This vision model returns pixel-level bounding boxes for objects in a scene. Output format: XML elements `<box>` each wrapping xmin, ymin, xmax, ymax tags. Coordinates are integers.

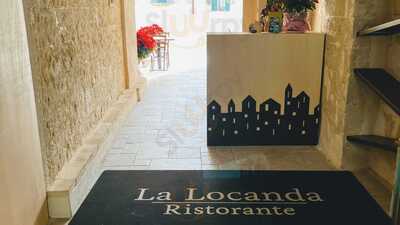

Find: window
<box><xmin>210</xmin><ymin>0</ymin><xmax>231</xmax><ymax>12</ymax></box>
<box><xmin>151</xmin><ymin>0</ymin><xmax>173</xmax><ymax>5</ymax></box>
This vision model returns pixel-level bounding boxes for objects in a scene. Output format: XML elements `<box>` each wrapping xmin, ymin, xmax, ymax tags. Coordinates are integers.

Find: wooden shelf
<box><xmin>358</xmin><ymin>18</ymin><xmax>400</xmax><ymax>36</ymax></box>
<box><xmin>347</xmin><ymin>135</ymin><xmax>399</xmax><ymax>152</ymax></box>
<box><xmin>354</xmin><ymin>68</ymin><xmax>400</xmax><ymax>116</ymax></box>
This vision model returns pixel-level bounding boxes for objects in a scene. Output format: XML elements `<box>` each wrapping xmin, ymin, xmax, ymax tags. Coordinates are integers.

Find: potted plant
<box><xmin>260</xmin><ymin>0</ymin><xmax>285</xmax><ymax>33</ymax></box>
<box><xmin>282</xmin><ymin>0</ymin><xmax>318</xmax><ymax>32</ymax></box>
<box><xmin>137</xmin><ymin>24</ymin><xmax>164</xmax><ymax>62</ymax></box>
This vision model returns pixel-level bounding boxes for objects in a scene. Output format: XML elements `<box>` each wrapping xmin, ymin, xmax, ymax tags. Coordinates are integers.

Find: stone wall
<box><xmin>318</xmin><ymin>0</ymin><xmax>400</xmax><ymax>186</ymax></box>
<box><xmin>343</xmin><ymin>0</ymin><xmax>400</xmax><ymax>186</ymax></box>
<box><xmin>24</xmin><ymin>0</ymin><xmax>126</xmax><ymax>185</ymax></box>
<box><xmin>342</xmin><ymin>1</ymin><xmax>390</xmax><ymax>171</ymax></box>
<box><xmin>367</xmin><ymin>0</ymin><xmax>400</xmax><ymax>185</ymax></box>
<box><xmin>318</xmin><ymin>0</ymin><xmax>355</xmax><ymax>168</ymax></box>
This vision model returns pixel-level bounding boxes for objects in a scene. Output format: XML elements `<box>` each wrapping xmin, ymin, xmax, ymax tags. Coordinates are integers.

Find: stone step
<box><xmin>47</xmin><ymin>89</ymin><xmax>139</xmax><ymax>219</ymax></box>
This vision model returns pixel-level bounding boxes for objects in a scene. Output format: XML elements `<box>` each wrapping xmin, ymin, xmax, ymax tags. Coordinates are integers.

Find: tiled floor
<box><xmin>98</xmin><ymin>68</ymin><xmax>391</xmax><ymax>213</ymax></box>
<box><xmin>50</xmin><ymin>70</ymin><xmax>391</xmax><ymax>225</ymax></box>
<box><xmin>101</xmin><ymin>70</ymin><xmax>334</xmax><ymax>171</ymax></box>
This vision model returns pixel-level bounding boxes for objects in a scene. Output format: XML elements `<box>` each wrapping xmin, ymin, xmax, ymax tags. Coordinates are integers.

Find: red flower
<box><xmin>138</xmin><ymin>24</ymin><xmax>164</xmax><ymax>37</ymax></box>
<box><xmin>137</xmin><ymin>24</ymin><xmax>164</xmax><ymax>49</ymax></box>
<box><xmin>137</xmin><ymin>24</ymin><xmax>164</xmax><ymax>60</ymax></box>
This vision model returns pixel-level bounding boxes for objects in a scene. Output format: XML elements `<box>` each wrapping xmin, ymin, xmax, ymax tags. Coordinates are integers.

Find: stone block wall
<box><xmin>343</xmin><ymin>0</ymin><xmax>400</xmax><ymax>186</ymax></box>
<box><xmin>342</xmin><ymin>0</ymin><xmax>391</xmax><ymax>171</ymax></box>
<box><xmin>24</xmin><ymin>0</ymin><xmax>126</xmax><ymax>185</ymax></box>
<box><xmin>368</xmin><ymin>0</ymin><xmax>400</xmax><ymax>185</ymax></box>
<box><xmin>318</xmin><ymin>0</ymin><xmax>356</xmax><ymax>168</ymax></box>
<box><xmin>317</xmin><ymin>0</ymin><xmax>400</xmax><ymax>186</ymax></box>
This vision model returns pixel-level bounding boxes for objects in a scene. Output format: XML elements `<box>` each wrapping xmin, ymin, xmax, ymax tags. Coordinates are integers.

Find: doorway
<box><xmin>135</xmin><ymin>0</ymin><xmax>243</xmax><ymax>72</ymax></box>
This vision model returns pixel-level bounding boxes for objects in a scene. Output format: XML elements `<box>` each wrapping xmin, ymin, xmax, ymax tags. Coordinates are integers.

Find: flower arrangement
<box><xmin>266</xmin><ymin>0</ymin><xmax>284</xmax><ymax>12</ymax></box>
<box><xmin>259</xmin><ymin>0</ymin><xmax>285</xmax><ymax>33</ymax></box>
<box><xmin>282</xmin><ymin>0</ymin><xmax>319</xmax><ymax>13</ymax></box>
<box><xmin>260</xmin><ymin>0</ymin><xmax>319</xmax><ymax>32</ymax></box>
<box><xmin>282</xmin><ymin>0</ymin><xmax>318</xmax><ymax>32</ymax></box>
<box><xmin>137</xmin><ymin>24</ymin><xmax>164</xmax><ymax>61</ymax></box>
<box><xmin>260</xmin><ymin>0</ymin><xmax>283</xmax><ymax>20</ymax></box>
<box><xmin>262</xmin><ymin>0</ymin><xmax>318</xmax><ymax>15</ymax></box>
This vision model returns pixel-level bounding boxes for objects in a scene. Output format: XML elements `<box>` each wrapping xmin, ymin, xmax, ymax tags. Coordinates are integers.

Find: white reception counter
<box><xmin>207</xmin><ymin>32</ymin><xmax>326</xmax><ymax>146</ymax></box>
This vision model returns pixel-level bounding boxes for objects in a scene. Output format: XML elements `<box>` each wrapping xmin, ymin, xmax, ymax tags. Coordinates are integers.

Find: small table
<box><xmin>69</xmin><ymin>171</ymin><xmax>392</xmax><ymax>225</ymax></box>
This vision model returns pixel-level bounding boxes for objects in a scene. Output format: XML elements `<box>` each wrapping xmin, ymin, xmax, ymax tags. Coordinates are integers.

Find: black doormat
<box><xmin>69</xmin><ymin>171</ymin><xmax>392</xmax><ymax>225</ymax></box>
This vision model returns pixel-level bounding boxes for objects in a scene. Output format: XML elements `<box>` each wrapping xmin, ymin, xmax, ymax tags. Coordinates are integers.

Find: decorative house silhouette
<box><xmin>207</xmin><ymin>84</ymin><xmax>321</xmax><ymax>146</ymax></box>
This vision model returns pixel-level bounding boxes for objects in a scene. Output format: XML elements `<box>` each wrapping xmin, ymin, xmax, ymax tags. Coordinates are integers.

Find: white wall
<box><xmin>0</xmin><ymin>0</ymin><xmax>48</xmax><ymax>225</ymax></box>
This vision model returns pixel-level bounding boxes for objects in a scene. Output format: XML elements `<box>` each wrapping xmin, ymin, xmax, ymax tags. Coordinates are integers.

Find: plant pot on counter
<box><xmin>268</xmin><ymin>12</ymin><xmax>284</xmax><ymax>33</ymax></box>
<box><xmin>283</xmin><ymin>12</ymin><xmax>311</xmax><ymax>32</ymax></box>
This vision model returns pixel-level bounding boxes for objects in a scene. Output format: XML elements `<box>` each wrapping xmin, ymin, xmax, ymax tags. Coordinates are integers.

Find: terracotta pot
<box><xmin>283</xmin><ymin>12</ymin><xmax>311</xmax><ymax>32</ymax></box>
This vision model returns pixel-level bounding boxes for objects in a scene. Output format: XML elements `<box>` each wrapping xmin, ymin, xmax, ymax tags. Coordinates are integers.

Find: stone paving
<box><xmin>101</xmin><ymin>69</ymin><xmax>334</xmax><ymax>171</ymax></box>
<box><xmin>99</xmin><ymin>69</ymin><xmax>391</xmax><ymax>212</ymax></box>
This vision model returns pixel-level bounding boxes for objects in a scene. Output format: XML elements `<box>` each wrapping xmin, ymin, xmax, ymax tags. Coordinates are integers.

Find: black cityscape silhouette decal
<box><xmin>207</xmin><ymin>84</ymin><xmax>321</xmax><ymax>146</ymax></box>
